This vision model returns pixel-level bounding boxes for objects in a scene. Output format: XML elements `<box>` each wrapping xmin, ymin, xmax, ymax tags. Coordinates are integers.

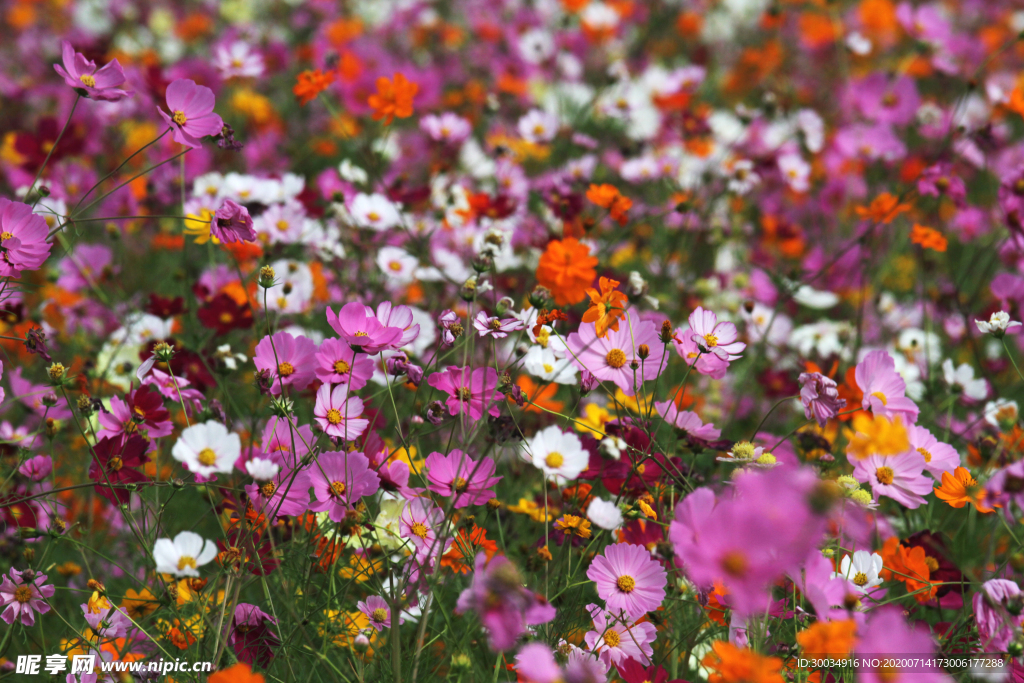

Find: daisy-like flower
<box><xmin>171</xmin><ymin>421</ymin><xmax>241</xmax><ymax>478</ymax></box>
<box><xmin>522</xmin><ymin>345</ymin><xmax>578</xmax><ymax>385</ymax></box>
<box><xmin>357</xmin><ymin>595</ymin><xmax>394</xmax><ymax>632</ymax></box>
<box><xmin>153</xmin><ymin>531</ymin><xmax>218</xmax><ymax>577</ymax></box>
<box><xmin>214</xmin><ymin>41</ymin><xmax>264</xmax><ymax>79</ymax></box>
<box><xmin>941</xmin><ymin>359</ymin><xmax>987</xmax><ymax>401</ymax></box>
<box><xmin>314</xmin><ymin>339</ymin><xmax>374</xmax><ymax>389</ymax></box>
<box><xmin>349</xmin><ymin>193</ymin><xmax>401</xmax><ymax>231</ymax></box>
<box><xmin>797</xmin><ymin>372</ymin><xmax>847</xmax><ymax>427</ymax></box>
<box><xmin>309</xmin><ymin>451</ymin><xmax>381</xmax><ymax>522</ymax></box>
<box><xmin>0</xmin><ymin>568</ymin><xmax>54</xmax><ymax>626</ymax></box>
<box><xmin>587</xmin><ymin>498</ymin><xmax>624</xmax><ymax>531</ymax></box>
<box><xmin>420</xmin><ymin>112</ymin><xmax>472</xmax><ymax>144</ymax></box>
<box><xmin>54</xmin><ymin>40</ymin><xmax>132</xmax><ymax>101</ymax></box>
<box><xmin>377</xmin><ymin>245</ymin><xmax>419</xmax><ymax>285</ymax></box>
<box><xmin>518</xmin><ymin>109</ymin><xmax>560</xmax><ymax>143</ymax></box>
<box><xmin>425</xmin><ymin>449</ymin><xmax>502</xmax><ymax>508</ymax></box>
<box><xmin>253</xmin><ymin>331</ymin><xmax>318</xmax><ymax>395</ymax></box>
<box><xmin>687</xmin><ymin>307</ymin><xmax>746</xmax><ymax>362</ymax></box>
<box><xmin>427</xmin><ymin>366</ymin><xmax>501</xmax><ymax>420</ymax></box>
<box><xmin>527</xmin><ymin>425</ymin><xmax>589</xmax><ymax>483</ymax></box>
<box><xmin>831</xmin><ymin>550</ymin><xmax>884</xmax><ymax>594</ymax></box>
<box><xmin>583</xmin><ymin>603</ymin><xmax>657</xmax><ymax>667</ymax></box>
<box><xmin>984</xmin><ymin>398</ymin><xmax>1019</xmax><ymax>429</ymax></box>
<box><xmin>326</xmin><ymin>302</ymin><xmax>405</xmax><ymax>354</ymax></box>
<box><xmin>211</xmin><ymin>199</ymin><xmax>256</xmax><ymax>244</ymax></box>
<box><xmin>473</xmin><ymin>311</ymin><xmax>525</xmax><ymax>339</ymax></box>
<box><xmin>853</xmin><ymin>452</ymin><xmax>932</xmax><ymax>509</ymax></box>
<box><xmin>158</xmin><ymin>79</ymin><xmax>224</xmax><ymax>150</ymax></box>
<box><xmin>400</xmin><ymin>498</ymin><xmax>450</xmax><ymax>561</ymax></box>
<box><xmin>975</xmin><ymin>311</ymin><xmax>1022</xmax><ymax>337</ymax></box>
<box><xmin>244</xmin><ymin>466</ymin><xmax>311</xmax><ymax>519</ymax></box>
<box><xmin>0</xmin><ymin>198</ymin><xmax>53</xmax><ymax>278</ymax></box>
<box><xmin>313</xmin><ymin>383</ymin><xmax>369</xmax><ymax>440</ymax></box>
<box><xmin>586</xmin><ymin>543</ymin><xmax>667</xmax><ymax>620</ymax></box>
<box><xmin>654</xmin><ymin>401</ymin><xmax>721</xmax><ymax>440</ymax></box>
<box><xmin>566</xmin><ymin>309</ymin><xmax>664</xmax><ymax>396</ymax></box>
<box><xmin>907</xmin><ymin>425</ymin><xmax>959</xmax><ymax>478</ymax></box>
<box><xmin>854</xmin><ymin>349</ymin><xmax>920</xmax><ymax>423</ymax></box>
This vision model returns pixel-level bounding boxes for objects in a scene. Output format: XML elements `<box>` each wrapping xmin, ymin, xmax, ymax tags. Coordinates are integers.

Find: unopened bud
<box><xmin>637</xmin><ymin>344</ymin><xmax>649</xmax><ymax>360</ymax></box>
<box><xmin>45</xmin><ymin>418</ymin><xmax>59</xmax><ymax>438</ymax></box>
<box><xmin>659</xmin><ymin>320</ymin><xmax>673</xmax><ymax>344</ymax></box>
<box><xmin>77</xmin><ymin>394</ymin><xmax>94</xmax><ymax>416</ymax></box>
<box><xmin>258</xmin><ymin>265</ymin><xmax>276</xmax><ymax>288</ymax></box>
<box><xmin>354</xmin><ymin>634</ymin><xmax>371</xmax><ymax>652</ymax></box>
<box><xmin>47</xmin><ymin>363</ymin><xmax>66</xmax><ymax>383</ymax></box>
<box><xmin>153</xmin><ymin>341</ymin><xmax>175</xmax><ymax>362</ymax></box>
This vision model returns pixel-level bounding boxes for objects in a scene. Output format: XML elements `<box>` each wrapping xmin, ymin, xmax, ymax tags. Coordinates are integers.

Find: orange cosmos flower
<box><xmin>536</xmin><ymin>237</ymin><xmax>598</xmax><ymax>305</ymax></box>
<box><xmin>796</xmin><ymin>619</ymin><xmax>858</xmax><ymax>658</ymax></box>
<box><xmin>934</xmin><ymin>466</ymin><xmax>995</xmax><ymax>513</ymax></box>
<box><xmin>879</xmin><ymin>537</ymin><xmax>938</xmax><ymax>603</ymax></box>
<box><xmin>293</xmin><ymin>69</ymin><xmax>336</xmax><ymax>106</ymax></box>
<box><xmin>441</xmin><ymin>525</ymin><xmax>498</xmax><ymax>573</ymax></box>
<box><xmin>910</xmin><ymin>224</ymin><xmax>947</xmax><ymax>252</ymax></box>
<box><xmin>586</xmin><ymin>183</ymin><xmax>633</xmax><ymax>225</ymax></box>
<box><xmin>582</xmin><ymin>277</ymin><xmax>628</xmax><ymax>338</ymax></box>
<box><xmin>854</xmin><ymin>192</ymin><xmax>911</xmax><ymax>224</ymax></box>
<box><xmin>209</xmin><ymin>663</ymin><xmax>265</xmax><ymax>683</ymax></box>
<box><xmin>702</xmin><ymin>641</ymin><xmax>785</xmax><ymax>683</ymax></box>
<box><xmin>368</xmin><ymin>72</ymin><xmax>419</xmax><ymax>124</ymax></box>
<box><xmin>514</xmin><ymin>375</ymin><xmax>565</xmax><ymax>414</ymax></box>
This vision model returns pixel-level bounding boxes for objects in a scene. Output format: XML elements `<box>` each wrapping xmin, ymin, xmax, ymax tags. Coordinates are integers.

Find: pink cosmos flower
<box><xmin>906</xmin><ymin>425</ymin><xmax>959</xmax><ymax>478</ymax></box>
<box><xmin>211</xmin><ymin>199</ymin><xmax>256</xmax><ymax>243</ymax></box>
<box><xmin>687</xmin><ymin>306</ymin><xmax>746</xmax><ymax>361</ymax></box>
<box><xmin>455</xmin><ymin>553</ymin><xmax>555</xmax><ymax>651</ymax></box>
<box><xmin>0</xmin><ymin>198</ymin><xmax>52</xmax><ymax>278</ymax></box>
<box><xmin>374</xmin><ymin>301</ymin><xmax>421</xmax><ymax>348</ymax></box>
<box><xmin>98</xmin><ymin>385</ymin><xmax>173</xmax><ymax>440</ymax></box>
<box><xmin>514</xmin><ymin>642</ymin><xmax>562</xmax><ymax>683</ymax></box>
<box><xmin>855</xmin><ymin>607</ymin><xmax>947</xmax><ymax>683</ymax></box>
<box><xmin>427</xmin><ymin>366</ymin><xmax>501</xmax><ymax>419</ymax></box>
<box><xmin>244</xmin><ymin>467</ymin><xmax>311</xmax><ymax>519</ymax></box>
<box><xmin>852</xmin><ymin>452</ymin><xmax>932</xmax><ymax>509</ymax></box>
<box><xmin>83</xmin><ymin>603</ymin><xmax>131</xmax><ymax>639</ymax></box>
<box><xmin>314</xmin><ymin>338</ymin><xmax>374</xmax><ymax>388</ymax></box>
<box><xmin>253</xmin><ymin>332</ymin><xmax>317</xmax><ymax>396</ymax></box>
<box><xmin>0</xmin><ymin>568</ymin><xmax>54</xmax><ymax>626</ymax></box>
<box><xmin>566</xmin><ymin>310</ymin><xmax>665</xmax><ymax>396</ymax></box>
<box><xmin>158</xmin><ymin>78</ymin><xmax>225</xmax><ymax>149</ymax></box>
<box><xmin>143</xmin><ymin>367</ymin><xmax>204</xmax><ymax>414</ymax></box>
<box><xmin>797</xmin><ymin>372</ymin><xmax>847</xmax><ymax>427</ymax></box>
<box><xmin>54</xmin><ymin>40</ymin><xmax>132</xmax><ymax>101</ymax></box>
<box><xmin>309</xmin><ymin>451</ymin><xmax>380</xmax><ymax>522</ymax></box>
<box><xmin>672</xmin><ymin>329</ymin><xmax>729</xmax><ymax>379</ymax></box>
<box><xmin>654</xmin><ymin>401</ymin><xmax>721</xmax><ymax>440</ymax></box>
<box><xmin>583</xmin><ymin>603</ymin><xmax>657</xmax><ymax>667</ymax></box>
<box><xmin>973</xmin><ymin>579</ymin><xmax>1024</xmax><ymax>652</ymax></box>
<box><xmin>18</xmin><ymin>454</ymin><xmax>52</xmax><ymax>481</ymax></box>
<box><xmin>424</xmin><ymin>449</ymin><xmax>502</xmax><ymax>508</ymax></box>
<box><xmin>326</xmin><ymin>302</ymin><xmax>404</xmax><ymax>353</ymax></box>
<box><xmin>313</xmin><ymin>383</ymin><xmax>369</xmax><ymax>440</ymax></box>
<box><xmin>399</xmin><ymin>498</ymin><xmax>450</xmax><ymax>561</ymax></box>
<box><xmin>473</xmin><ymin>311</ymin><xmax>525</xmax><ymax>339</ymax></box>
<box><xmin>420</xmin><ymin>112</ymin><xmax>472</xmax><ymax>144</ymax></box>
<box><xmin>586</xmin><ymin>543</ymin><xmax>666</xmax><ymax>620</ymax></box>
<box><xmin>359</xmin><ymin>595</ymin><xmax>397</xmax><ymax>632</ymax></box>
<box><xmin>855</xmin><ymin>350</ymin><xmax>920</xmax><ymax>423</ymax></box>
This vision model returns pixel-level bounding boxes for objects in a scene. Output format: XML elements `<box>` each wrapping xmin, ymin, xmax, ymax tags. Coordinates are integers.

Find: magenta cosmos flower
<box><xmin>158</xmin><ymin>78</ymin><xmax>224</xmax><ymax>149</ymax></box>
<box><xmin>211</xmin><ymin>199</ymin><xmax>256</xmax><ymax>243</ymax></box>
<box><xmin>586</xmin><ymin>543</ymin><xmax>666</xmax><ymax>620</ymax></box>
<box><xmin>654</xmin><ymin>401</ymin><xmax>720</xmax><ymax>440</ymax></box>
<box><xmin>53</xmin><ymin>41</ymin><xmax>132</xmax><ymax>101</ymax></box>
<box><xmin>852</xmin><ymin>452</ymin><xmax>932</xmax><ymax>509</ymax></box>
<box><xmin>0</xmin><ymin>568</ymin><xmax>54</xmax><ymax>626</ymax></box>
<box><xmin>583</xmin><ymin>603</ymin><xmax>657</xmax><ymax>667</ymax></box>
<box><xmin>399</xmin><ymin>498</ymin><xmax>450</xmax><ymax>561</ymax></box>
<box><xmin>309</xmin><ymin>451</ymin><xmax>380</xmax><ymax>522</ymax></box>
<box><xmin>244</xmin><ymin>466</ymin><xmax>311</xmax><ymax>520</ymax></box>
<box><xmin>314</xmin><ymin>338</ymin><xmax>374</xmax><ymax>389</ymax></box>
<box><xmin>906</xmin><ymin>424</ymin><xmax>959</xmax><ymax>478</ymax></box>
<box><xmin>797</xmin><ymin>372</ymin><xmax>847</xmax><ymax>427</ymax></box>
<box><xmin>357</xmin><ymin>595</ymin><xmax>395</xmax><ymax>632</ymax></box>
<box><xmin>326</xmin><ymin>302</ymin><xmax>404</xmax><ymax>354</ymax></box>
<box><xmin>855</xmin><ymin>350</ymin><xmax>920</xmax><ymax>423</ymax></box>
<box><xmin>0</xmin><ymin>198</ymin><xmax>52</xmax><ymax>278</ymax></box>
<box><xmin>973</xmin><ymin>579</ymin><xmax>1024</xmax><ymax>652</ymax></box>
<box><xmin>473</xmin><ymin>311</ymin><xmax>525</xmax><ymax>339</ymax></box>
<box><xmin>455</xmin><ymin>553</ymin><xmax>555</xmax><ymax>651</ymax></box>
<box><xmin>427</xmin><ymin>366</ymin><xmax>501</xmax><ymax>419</ymax></box>
<box><xmin>313</xmin><ymin>383</ymin><xmax>369</xmax><ymax>440</ymax></box>
<box><xmin>566</xmin><ymin>309</ymin><xmax>664</xmax><ymax>396</ymax></box>
<box><xmin>686</xmin><ymin>306</ymin><xmax>746</xmax><ymax>362</ymax></box>
<box><xmin>425</xmin><ymin>449</ymin><xmax>502</xmax><ymax>508</ymax></box>
<box><xmin>253</xmin><ymin>331</ymin><xmax>317</xmax><ymax>395</ymax></box>
<box><xmin>855</xmin><ymin>607</ymin><xmax>947</xmax><ymax>683</ymax></box>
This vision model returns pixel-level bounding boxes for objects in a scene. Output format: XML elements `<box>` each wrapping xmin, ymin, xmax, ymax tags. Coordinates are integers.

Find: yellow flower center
<box><xmin>333</xmin><ymin>359</ymin><xmax>351</xmax><ymax>374</ymax></box>
<box><xmin>13</xmin><ymin>585</ymin><xmax>33</xmax><ymax>603</ymax></box>
<box><xmin>543</xmin><ymin>363</ymin><xmax>554</xmax><ymax>373</ymax></box>
<box><xmin>326</xmin><ymin>409</ymin><xmax>343</xmax><ymax>425</ymax></box>
<box><xmin>603</xmin><ymin>629</ymin><xmax>621</xmax><ymax>648</ymax></box>
<box><xmin>371</xmin><ymin>608</ymin><xmax>388</xmax><ymax>623</ymax></box>
<box><xmin>389</xmin><ymin>261</ymin><xmax>403</xmax><ymax>271</ymax></box>
<box><xmin>411</xmin><ymin>522</ymin><xmax>429</xmax><ymax>539</ymax></box>
<box><xmin>458</xmin><ymin>387</ymin><xmax>472</xmax><ymax>401</ymax></box>
<box><xmin>916</xmin><ymin>447</ymin><xmax>932</xmax><ymax>463</ymax></box>
<box><xmin>278</xmin><ymin>361</ymin><xmax>295</xmax><ymax>377</ymax></box>
<box><xmin>545</xmin><ymin>452</ymin><xmax>564</xmax><ymax>469</ymax></box>
<box><xmin>606</xmin><ymin>348</ymin><xmax>626</xmax><ymax>368</ymax></box>
<box><xmin>172</xmin><ymin>110</ymin><xmax>188</xmax><ymax>126</ymax></box>
<box><xmin>703</xmin><ymin>333</ymin><xmax>718</xmax><ymax>348</ymax></box>
<box><xmin>875</xmin><ymin>466</ymin><xmax>894</xmax><ymax>485</ymax></box>
<box><xmin>79</xmin><ymin>74</ymin><xmax>96</xmax><ymax>87</ymax></box>
<box><xmin>367</xmin><ymin>212</ymin><xmax>380</xmax><ymax>222</ymax></box>
<box><xmin>177</xmin><ymin>556</ymin><xmax>197</xmax><ymax>571</ymax></box>
<box><xmin>109</xmin><ymin>456</ymin><xmax>123</xmax><ymax>472</ymax></box>
<box><xmin>260</xmin><ymin>482</ymin><xmax>277</xmax><ymax>497</ymax></box>
<box><xmin>197</xmin><ymin>448</ymin><xmax>218</xmax><ymax>466</ymax></box>
<box><xmin>453</xmin><ymin>477</ymin><xmax>468</xmax><ymax>493</ymax></box>
<box><xmin>722</xmin><ymin>551</ymin><xmax>748</xmax><ymax>577</ymax></box>
<box><xmin>870</xmin><ymin>391</ymin><xmax>888</xmax><ymax>406</ymax></box>
<box><xmin>330</xmin><ymin>481</ymin><xmax>347</xmax><ymax>497</ymax></box>
<box><xmin>853</xmin><ymin>572</ymin><xmax>868</xmax><ymax>586</ymax></box>
<box><xmin>275</xmin><ymin>220</ymin><xmax>290</xmax><ymax>232</ymax></box>
<box><xmin>616</xmin><ymin>575</ymin><xmax>636</xmax><ymax>593</ymax></box>
<box><xmin>0</xmin><ymin>232</ymin><xmax>11</xmax><ymax>241</ymax></box>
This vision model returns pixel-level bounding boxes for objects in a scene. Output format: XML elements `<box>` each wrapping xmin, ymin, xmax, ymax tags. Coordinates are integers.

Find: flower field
<box><xmin>2</xmin><ymin>0</ymin><xmax>1024</xmax><ymax>682</ymax></box>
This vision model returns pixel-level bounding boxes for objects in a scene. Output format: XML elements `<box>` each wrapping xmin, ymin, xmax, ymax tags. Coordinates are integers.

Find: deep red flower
<box><xmin>88</xmin><ymin>434</ymin><xmax>150</xmax><ymax>505</ymax></box>
<box><xmin>198</xmin><ymin>293</ymin><xmax>253</xmax><ymax>335</ymax></box>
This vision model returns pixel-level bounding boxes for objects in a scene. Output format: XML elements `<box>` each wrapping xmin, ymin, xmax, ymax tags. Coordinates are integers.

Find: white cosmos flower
<box><xmin>517</xmin><ymin>109</ymin><xmax>560</xmax><ymax>144</ymax></box>
<box><xmin>153</xmin><ymin>531</ymin><xmax>218</xmax><ymax>577</ymax></box>
<box><xmin>942</xmin><ymin>359</ymin><xmax>987</xmax><ymax>401</ymax></box>
<box><xmin>339</xmin><ymin>159</ymin><xmax>369</xmax><ymax>184</ymax></box>
<box><xmin>522</xmin><ymin>345</ymin><xmax>578</xmax><ymax>385</ymax></box>
<box><xmin>587</xmin><ymin>498</ymin><xmax>624</xmax><ymax>531</ymax></box>
<box><xmin>984</xmin><ymin>399</ymin><xmax>1019</xmax><ymax>428</ymax></box>
<box><xmin>778</xmin><ymin>153</ymin><xmax>810</xmax><ymax>192</ymax></box>
<box><xmin>171</xmin><ymin>421</ymin><xmax>240</xmax><ymax>478</ymax></box>
<box><xmin>831</xmin><ymin>550</ymin><xmax>884</xmax><ymax>594</ymax></box>
<box><xmin>527</xmin><ymin>425</ymin><xmax>589</xmax><ymax>484</ymax></box>
<box><xmin>976</xmin><ymin>311</ymin><xmax>1022</xmax><ymax>337</ymax></box>
<box><xmin>245</xmin><ymin>457</ymin><xmax>280</xmax><ymax>481</ymax></box>
<box><xmin>377</xmin><ymin>246</ymin><xmax>419</xmax><ymax>285</ymax></box>
<box><xmin>350</xmin><ymin>193</ymin><xmax>401</xmax><ymax>231</ymax></box>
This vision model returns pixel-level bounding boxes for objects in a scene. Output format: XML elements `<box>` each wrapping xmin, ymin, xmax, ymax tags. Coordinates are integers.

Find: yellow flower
<box><xmin>507</xmin><ymin>498</ymin><xmax>556</xmax><ymax>522</ymax></box>
<box><xmin>613</xmin><ymin>389</ymin><xmax>640</xmax><ymax>414</ymax></box>
<box><xmin>85</xmin><ymin>591</ymin><xmax>111</xmax><ymax>614</ymax></box>
<box><xmin>184</xmin><ymin>208</ymin><xmax>218</xmax><ymax>245</ymax></box>
<box><xmin>230</xmin><ymin>87</ymin><xmax>276</xmax><ymax>127</ymax></box>
<box><xmin>388</xmin><ymin>442</ymin><xmax>425</xmax><ymax>474</ymax></box>
<box><xmin>637</xmin><ymin>499</ymin><xmax>657</xmax><ymax>520</ymax></box>
<box><xmin>576</xmin><ymin>403</ymin><xmax>612</xmax><ymax>439</ymax></box>
<box><xmin>845</xmin><ymin>413</ymin><xmax>910</xmax><ymax>460</ymax></box>
<box><xmin>319</xmin><ymin>610</ymin><xmax>378</xmax><ymax>653</ymax></box>
<box><xmin>338</xmin><ymin>553</ymin><xmax>385</xmax><ymax>582</ymax></box>
<box><xmin>554</xmin><ymin>514</ymin><xmax>592</xmax><ymax>539</ymax></box>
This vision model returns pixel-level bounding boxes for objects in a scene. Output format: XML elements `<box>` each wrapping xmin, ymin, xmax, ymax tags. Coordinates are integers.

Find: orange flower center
<box><xmin>616</xmin><ymin>575</ymin><xmax>636</xmax><ymax>593</ymax></box>
<box><xmin>722</xmin><ymin>551</ymin><xmax>748</xmax><ymax>577</ymax></box>
<box><xmin>13</xmin><ymin>585</ymin><xmax>32</xmax><ymax>603</ymax></box>
<box><xmin>333</xmin><ymin>359</ymin><xmax>351</xmax><ymax>374</ymax></box>
<box><xmin>411</xmin><ymin>522</ymin><xmax>429</xmax><ymax>539</ymax></box>
<box><xmin>606</xmin><ymin>348</ymin><xmax>626</xmax><ymax>368</ymax></box>
<box><xmin>278</xmin><ymin>362</ymin><xmax>295</xmax><ymax>377</ymax></box>
<box><xmin>330</xmin><ymin>481</ymin><xmax>346</xmax><ymax>497</ymax></box>
<box><xmin>177</xmin><ymin>555</ymin><xmax>197</xmax><ymax>571</ymax></box>
<box><xmin>326</xmin><ymin>409</ymin><xmax>343</xmax><ymax>425</ymax></box>
<box><xmin>916</xmin><ymin>447</ymin><xmax>931</xmax><ymax>463</ymax></box>
<box><xmin>371</xmin><ymin>608</ymin><xmax>388</xmax><ymax>623</ymax></box>
<box><xmin>603</xmin><ymin>629</ymin><xmax>621</xmax><ymax>647</ymax></box>
<box><xmin>875</xmin><ymin>466</ymin><xmax>894</xmax><ymax>485</ymax></box>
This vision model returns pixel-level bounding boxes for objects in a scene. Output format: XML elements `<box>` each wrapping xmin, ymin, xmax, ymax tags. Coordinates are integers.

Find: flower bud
<box><xmin>637</xmin><ymin>344</ymin><xmax>650</xmax><ymax>360</ymax></box>
<box><xmin>258</xmin><ymin>265</ymin><xmax>276</xmax><ymax>288</ymax></box>
<box><xmin>77</xmin><ymin>394</ymin><xmax>94</xmax><ymax>416</ymax></box>
<box><xmin>47</xmin><ymin>362</ymin><xmax>65</xmax><ymax>383</ymax></box>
